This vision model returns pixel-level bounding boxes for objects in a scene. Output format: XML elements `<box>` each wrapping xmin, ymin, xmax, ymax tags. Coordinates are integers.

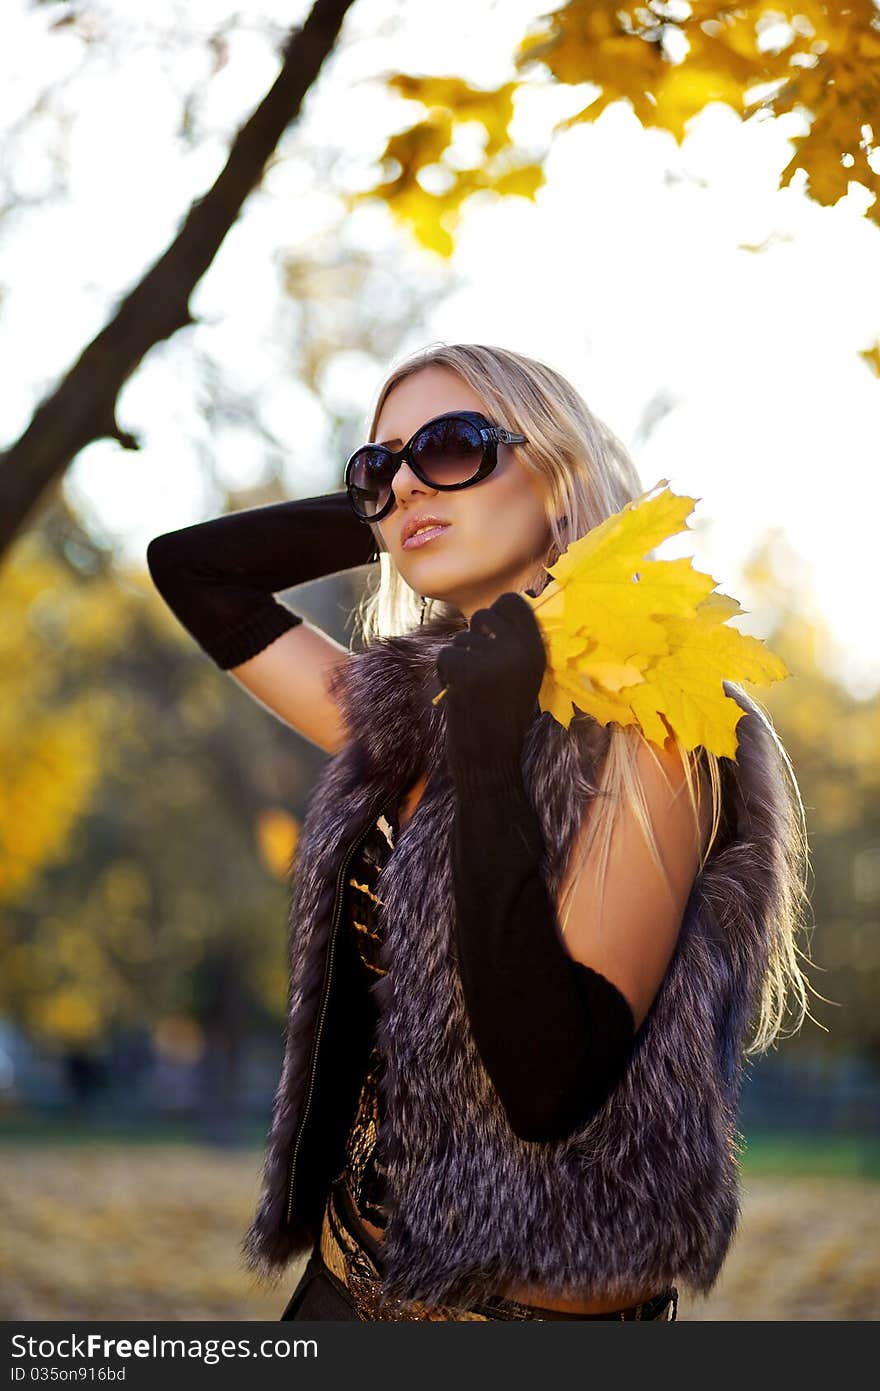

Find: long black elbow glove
<box><xmin>436</xmin><ymin>592</ymin><xmax>637</xmax><ymax>1143</ymax></box>
<box><xmin>145</xmin><ymin>490</ymin><xmax>377</xmax><ymax>670</ymax></box>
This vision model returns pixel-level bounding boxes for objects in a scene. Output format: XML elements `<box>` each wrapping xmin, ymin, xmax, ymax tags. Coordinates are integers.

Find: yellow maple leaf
<box><xmin>623</xmin><ymin>594</ymin><xmax>787</xmax><ymax>759</ymax></box>
<box><xmin>523</xmin><ymin>480</ymin><xmax>789</xmax><ymax>761</ymax></box>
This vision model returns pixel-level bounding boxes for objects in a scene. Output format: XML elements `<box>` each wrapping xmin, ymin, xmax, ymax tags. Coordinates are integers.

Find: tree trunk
<box><xmin>0</xmin><ymin>0</ymin><xmax>356</xmax><ymax>559</ymax></box>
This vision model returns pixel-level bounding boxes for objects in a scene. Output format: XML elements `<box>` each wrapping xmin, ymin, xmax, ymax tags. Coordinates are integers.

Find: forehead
<box><xmin>374</xmin><ymin>366</ymin><xmax>489</xmax><ymax>443</ymax></box>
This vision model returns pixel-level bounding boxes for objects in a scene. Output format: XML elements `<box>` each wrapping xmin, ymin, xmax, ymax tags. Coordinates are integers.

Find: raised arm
<box><xmin>146</xmin><ymin>491</ymin><xmax>378</xmax><ymax>753</ymax></box>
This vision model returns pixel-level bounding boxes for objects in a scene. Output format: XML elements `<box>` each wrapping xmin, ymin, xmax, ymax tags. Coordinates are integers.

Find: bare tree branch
<box><xmin>0</xmin><ymin>0</ymin><xmax>356</xmax><ymax>558</ymax></box>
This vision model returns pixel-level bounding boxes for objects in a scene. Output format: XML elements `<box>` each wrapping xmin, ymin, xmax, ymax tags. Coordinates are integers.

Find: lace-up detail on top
<box><xmin>337</xmin><ymin>804</ymin><xmax>398</xmax><ymax>1229</ymax></box>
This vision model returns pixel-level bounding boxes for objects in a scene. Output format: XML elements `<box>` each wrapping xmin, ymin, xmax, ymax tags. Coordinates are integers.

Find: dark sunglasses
<box><xmin>344</xmin><ymin>410</ymin><xmax>528</xmax><ymax>523</ymax></box>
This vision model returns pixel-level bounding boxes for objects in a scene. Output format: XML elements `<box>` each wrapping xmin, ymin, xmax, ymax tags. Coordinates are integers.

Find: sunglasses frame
<box><xmin>344</xmin><ymin>410</ymin><xmax>528</xmax><ymax>523</ymax></box>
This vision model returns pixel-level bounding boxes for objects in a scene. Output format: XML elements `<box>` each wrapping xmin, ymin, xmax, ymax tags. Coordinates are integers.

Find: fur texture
<box><xmin>241</xmin><ymin>609</ymin><xmax>786</xmax><ymax>1308</ymax></box>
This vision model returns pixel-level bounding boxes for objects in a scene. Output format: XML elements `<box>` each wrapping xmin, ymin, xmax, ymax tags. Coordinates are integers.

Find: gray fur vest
<box><xmin>242</xmin><ymin>609</ymin><xmax>787</xmax><ymax>1308</ymax></box>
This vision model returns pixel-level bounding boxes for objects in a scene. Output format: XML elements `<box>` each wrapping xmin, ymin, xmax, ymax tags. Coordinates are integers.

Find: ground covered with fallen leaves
<box><xmin>1</xmin><ymin>1144</ymin><xmax>877</xmax><ymax>1320</ymax></box>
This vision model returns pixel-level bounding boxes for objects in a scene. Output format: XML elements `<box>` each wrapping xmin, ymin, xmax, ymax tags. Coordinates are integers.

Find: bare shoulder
<box><xmin>559</xmin><ymin>733</ymin><xmax>712</xmax><ymax>1029</ymax></box>
<box><xmin>226</xmin><ymin>620</ymin><xmax>353</xmax><ymax>755</ymax></box>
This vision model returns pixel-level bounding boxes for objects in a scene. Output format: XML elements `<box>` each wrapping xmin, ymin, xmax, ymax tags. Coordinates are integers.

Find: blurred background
<box><xmin>1</xmin><ymin>0</ymin><xmax>878</xmax><ymax>1321</ymax></box>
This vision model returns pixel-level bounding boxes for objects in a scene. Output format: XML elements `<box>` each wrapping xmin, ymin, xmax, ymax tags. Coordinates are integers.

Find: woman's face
<box><xmin>372</xmin><ymin>366</ymin><xmax>551</xmax><ymax>622</ymax></box>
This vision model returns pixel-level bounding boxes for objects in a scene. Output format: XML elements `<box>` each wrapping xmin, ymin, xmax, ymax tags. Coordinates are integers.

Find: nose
<box><xmin>390</xmin><ymin>457</ymin><xmax>438</xmax><ymax>509</ymax></box>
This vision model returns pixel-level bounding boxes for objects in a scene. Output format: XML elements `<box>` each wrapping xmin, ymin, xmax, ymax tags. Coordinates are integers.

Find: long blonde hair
<box><xmin>352</xmin><ymin>341</ymin><xmax>814</xmax><ymax>1053</ymax></box>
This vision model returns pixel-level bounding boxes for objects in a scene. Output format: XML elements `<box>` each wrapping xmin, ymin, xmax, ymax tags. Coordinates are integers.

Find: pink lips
<box><xmin>401</xmin><ymin>522</ymin><xmax>451</xmax><ymax>551</ymax></box>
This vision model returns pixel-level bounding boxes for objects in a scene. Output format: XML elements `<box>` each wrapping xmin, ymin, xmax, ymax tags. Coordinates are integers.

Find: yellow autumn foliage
<box><xmin>29</xmin><ymin>986</ymin><xmax>103</xmax><ymax>1047</ymax></box>
<box><xmin>0</xmin><ymin>537</ymin><xmax>125</xmax><ymax>906</ymax></box>
<box><xmin>524</xmin><ymin>479</ymin><xmax>789</xmax><ymax>759</ymax></box>
<box><xmin>255</xmin><ymin>807</ymin><xmax>300</xmax><ymax>880</ymax></box>
<box><xmin>355</xmin><ymin>1</ymin><xmax>880</xmax><ymax>256</ymax></box>
<box><xmin>859</xmin><ymin>343</ymin><xmax>880</xmax><ymax>378</ymax></box>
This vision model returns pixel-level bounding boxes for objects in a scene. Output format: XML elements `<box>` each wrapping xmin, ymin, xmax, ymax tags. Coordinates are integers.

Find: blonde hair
<box><xmin>352</xmin><ymin>340</ymin><xmax>814</xmax><ymax>1053</ymax></box>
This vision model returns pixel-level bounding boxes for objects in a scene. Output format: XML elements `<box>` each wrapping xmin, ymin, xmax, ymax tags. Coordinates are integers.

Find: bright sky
<box><xmin>2</xmin><ymin>0</ymin><xmax>878</xmax><ymax>698</ymax></box>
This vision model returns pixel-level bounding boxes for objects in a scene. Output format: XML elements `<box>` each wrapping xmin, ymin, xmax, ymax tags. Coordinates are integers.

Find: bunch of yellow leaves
<box><xmin>521</xmin><ymin>479</ymin><xmax>788</xmax><ymax>761</ymax></box>
<box><xmin>432</xmin><ymin>479</ymin><xmax>789</xmax><ymax>760</ymax></box>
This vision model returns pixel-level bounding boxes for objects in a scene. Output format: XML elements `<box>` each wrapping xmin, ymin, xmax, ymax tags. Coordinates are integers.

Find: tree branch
<box><xmin>0</xmin><ymin>0</ymin><xmax>356</xmax><ymax>558</ymax></box>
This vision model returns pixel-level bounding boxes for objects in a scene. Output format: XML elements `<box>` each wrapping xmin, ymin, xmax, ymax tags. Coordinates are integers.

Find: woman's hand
<box><xmin>436</xmin><ymin>591</ymin><xmax>547</xmax><ymax>772</ymax></box>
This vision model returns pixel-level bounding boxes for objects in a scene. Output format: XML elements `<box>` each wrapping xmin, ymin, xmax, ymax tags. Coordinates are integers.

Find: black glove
<box><xmin>436</xmin><ymin>590</ymin><xmax>546</xmax><ymax>780</ymax></box>
<box><xmin>146</xmin><ymin>490</ymin><xmax>377</xmax><ymax>669</ymax></box>
<box><xmin>437</xmin><ymin>591</ymin><xmax>636</xmax><ymax>1143</ymax></box>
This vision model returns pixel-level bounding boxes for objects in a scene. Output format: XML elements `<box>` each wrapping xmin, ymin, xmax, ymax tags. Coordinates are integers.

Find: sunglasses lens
<box><xmin>411</xmin><ymin>416</ymin><xmax>484</xmax><ymax>486</ymax></box>
<box><xmin>347</xmin><ymin>446</ymin><xmax>396</xmax><ymax>518</ymax></box>
<box><xmin>346</xmin><ymin>415</ymin><xmax>487</xmax><ymax>518</ymax></box>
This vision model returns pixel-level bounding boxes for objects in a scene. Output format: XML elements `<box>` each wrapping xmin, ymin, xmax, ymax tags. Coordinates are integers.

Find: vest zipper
<box><xmin>285</xmin><ymin>800</ymin><xmax>388</xmax><ymax>1227</ymax></box>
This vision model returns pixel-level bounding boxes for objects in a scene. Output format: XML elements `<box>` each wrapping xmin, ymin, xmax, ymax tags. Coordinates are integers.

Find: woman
<box><xmin>147</xmin><ymin>342</ymin><xmax>812</xmax><ymax>1320</ymax></box>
